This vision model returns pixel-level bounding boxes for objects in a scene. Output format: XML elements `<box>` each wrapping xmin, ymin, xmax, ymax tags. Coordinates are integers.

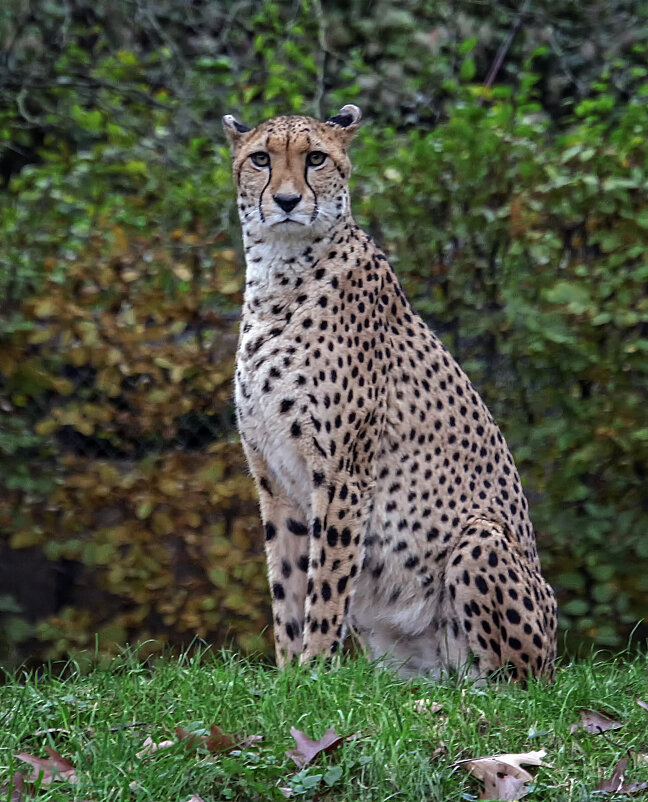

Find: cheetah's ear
<box><xmin>325</xmin><ymin>104</ymin><xmax>362</xmax><ymax>141</ymax></box>
<box><xmin>222</xmin><ymin>114</ymin><xmax>251</xmax><ymax>148</ymax></box>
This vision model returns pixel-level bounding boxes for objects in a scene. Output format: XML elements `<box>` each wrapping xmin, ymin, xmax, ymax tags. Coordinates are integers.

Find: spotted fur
<box><xmin>223</xmin><ymin>105</ymin><xmax>557</xmax><ymax>679</ymax></box>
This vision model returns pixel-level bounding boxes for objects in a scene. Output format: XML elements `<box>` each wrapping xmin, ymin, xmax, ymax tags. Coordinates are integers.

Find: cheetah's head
<box><xmin>223</xmin><ymin>105</ymin><xmax>361</xmax><ymax>239</ymax></box>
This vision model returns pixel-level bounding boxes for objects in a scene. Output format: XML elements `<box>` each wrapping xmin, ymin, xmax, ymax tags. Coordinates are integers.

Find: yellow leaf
<box><xmin>219</xmin><ymin>280</ymin><xmax>242</xmax><ymax>295</ymax></box>
<box><xmin>152</xmin><ymin>511</ymin><xmax>174</xmax><ymax>536</ymax></box>
<box><xmin>35</xmin><ymin>419</ymin><xmax>59</xmax><ymax>436</ymax></box>
<box><xmin>173</xmin><ymin>264</ymin><xmax>192</xmax><ymax>281</ymax></box>
<box><xmin>33</xmin><ymin>299</ymin><xmax>56</xmax><ymax>318</ymax></box>
<box><xmin>111</xmin><ymin>226</ymin><xmax>128</xmax><ymax>255</ymax></box>
<box><xmin>10</xmin><ymin>530</ymin><xmax>44</xmax><ymax>548</ymax></box>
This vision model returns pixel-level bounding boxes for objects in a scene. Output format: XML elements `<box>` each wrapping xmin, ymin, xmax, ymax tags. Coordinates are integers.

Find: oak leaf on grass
<box><xmin>14</xmin><ymin>747</ymin><xmax>77</xmax><ymax>785</ymax></box>
<box><xmin>286</xmin><ymin>726</ymin><xmax>348</xmax><ymax>768</ymax></box>
<box><xmin>569</xmin><ymin>708</ymin><xmax>623</xmax><ymax>734</ymax></box>
<box><xmin>456</xmin><ymin>749</ymin><xmax>547</xmax><ymax>801</ymax></box>
<box><xmin>597</xmin><ymin>756</ymin><xmax>648</xmax><ymax>795</ymax></box>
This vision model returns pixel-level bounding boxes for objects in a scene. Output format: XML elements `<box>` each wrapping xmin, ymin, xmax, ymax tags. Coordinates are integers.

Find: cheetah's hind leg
<box><xmin>444</xmin><ymin>519</ymin><xmax>557</xmax><ymax>680</ymax></box>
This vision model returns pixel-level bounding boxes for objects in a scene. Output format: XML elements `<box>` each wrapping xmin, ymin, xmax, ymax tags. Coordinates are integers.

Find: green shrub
<box><xmin>1</xmin><ymin>0</ymin><xmax>647</xmax><ymax>663</ymax></box>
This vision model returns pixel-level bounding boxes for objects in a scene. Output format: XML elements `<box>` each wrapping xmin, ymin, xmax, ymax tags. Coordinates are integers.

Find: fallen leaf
<box><xmin>569</xmin><ymin>708</ymin><xmax>624</xmax><ymax>734</ymax></box>
<box><xmin>457</xmin><ymin>750</ymin><xmax>546</xmax><ymax>801</ymax></box>
<box><xmin>14</xmin><ymin>747</ymin><xmax>77</xmax><ymax>785</ymax></box>
<box><xmin>597</xmin><ymin>756</ymin><xmax>648</xmax><ymax>795</ymax></box>
<box><xmin>431</xmin><ymin>741</ymin><xmax>448</xmax><ymax>760</ymax></box>
<box><xmin>412</xmin><ymin>698</ymin><xmax>443</xmax><ymax>714</ymax></box>
<box><xmin>238</xmin><ymin>733</ymin><xmax>264</xmax><ymax>749</ymax></box>
<box><xmin>599</xmin><ymin>757</ymin><xmax>629</xmax><ymax>793</ymax></box>
<box><xmin>175</xmin><ymin>725</ymin><xmax>236</xmax><ymax>754</ymax></box>
<box><xmin>636</xmin><ymin>699</ymin><xmax>648</xmax><ymax>714</ymax></box>
<box><xmin>0</xmin><ymin>772</ymin><xmax>26</xmax><ymax>802</ymax></box>
<box><xmin>482</xmin><ymin>773</ymin><xmax>529</xmax><ymax>800</ymax></box>
<box><xmin>286</xmin><ymin>726</ymin><xmax>345</xmax><ymax>768</ymax></box>
<box><xmin>186</xmin><ymin>796</ymin><xmax>207</xmax><ymax>802</ymax></box>
<box><xmin>136</xmin><ymin>735</ymin><xmax>175</xmax><ymax>758</ymax></box>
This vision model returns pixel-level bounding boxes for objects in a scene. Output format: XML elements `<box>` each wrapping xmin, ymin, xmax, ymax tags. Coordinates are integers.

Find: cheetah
<box><xmin>223</xmin><ymin>104</ymin><xmax>557</xmax><ymax>679</ymax></box>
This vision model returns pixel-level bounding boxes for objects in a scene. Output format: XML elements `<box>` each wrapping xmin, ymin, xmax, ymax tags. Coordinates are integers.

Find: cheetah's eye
<box><xmin>250</xmin><ymin>152</ymin><xmax>270</xmax><ymax>167</ymax></box>
<box><xmin>306</xmin><ymin>151</ymin><xmax>327</xmax><ymax>167</ymax></box>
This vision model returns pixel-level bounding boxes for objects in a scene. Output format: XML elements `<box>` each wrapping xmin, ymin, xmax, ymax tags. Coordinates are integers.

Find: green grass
<box><xmin>1</xmin><ymin>649</ymin><xmax>648</xmax><ymax>800</ymax></box>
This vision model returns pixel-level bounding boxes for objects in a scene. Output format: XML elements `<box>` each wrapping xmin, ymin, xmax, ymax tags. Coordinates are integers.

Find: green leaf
<box><xmin>460</xmin><ymin>57</ymin><xmax>476</xmax><ymax>82</ymax></box>
<box><xmin>563</xmin><ymin>599</ymin><xmax>589</xmax><ymax>616</ymax></box>
<box><xmin>324</xmin><ymin>766</ymin><xmax>343</xmax><ymax>786</ymax></box>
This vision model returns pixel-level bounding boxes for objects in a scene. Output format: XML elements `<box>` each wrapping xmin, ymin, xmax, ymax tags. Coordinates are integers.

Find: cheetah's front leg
<box><xmin>301</xmin><ymin>477</ymin><xmax>368</xmax><ymax>661</ymax></box>
<box><xmin>242</xmin><ymin>439</ymin><xmax>309</xmax><ymax>667</ymax></box>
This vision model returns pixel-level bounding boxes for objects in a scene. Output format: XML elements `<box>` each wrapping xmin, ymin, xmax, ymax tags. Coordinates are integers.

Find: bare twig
<box><xmin>484</xmin><ymin>0</ymin><xmax>531</xmax><ymax>89</ymax></box>
<box><xmin>312</xmin><ymin>0</ymin><xmax>327</xmax><ymax>118</ymax></box>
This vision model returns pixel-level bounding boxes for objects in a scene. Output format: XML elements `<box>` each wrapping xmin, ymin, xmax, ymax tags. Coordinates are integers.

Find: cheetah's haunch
<box><xmin>224</xmin><ymin>105</ymin><xmax>557</xmax><ymax>679</ymax></box>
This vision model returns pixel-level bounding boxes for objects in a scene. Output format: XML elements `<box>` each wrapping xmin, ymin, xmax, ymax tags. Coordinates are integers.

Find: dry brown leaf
<box><xmin>412</xmin><ymin>698</ymin><xmax>443</xmax><ymax>714</ymax></box>
<box><xmin>597</xmin><ymin>756</ymin><xmax>648</xmax><ymax>795</ymax></box>
<box><xmin>481</xmin><ymin>773</ymin><xmax>529</xmax><ymax>801</ymax></box>
<box><xmin>238</xmin><ymin>733</ymin><xmax>264</xmax><ymax>749</ymax></box>
<box><xmin>457</xmin><ymin>749</ymin><xmax>546</xmax><ymax>801</ymax></box>
<box><xmin>136</xmin><ymin>735</ymin><xmax>175</xmax><ymax>758</ymax></box>
<box><xmin>569</xmin><ymin>708</ymin><xmax>624</xmax><ymax>734</ymax></box>
<box><xmin>14</xmin><ymin>747</ymin><xmax>77</xmax><ymax>785</ymax></box>
<box><xmin>0</xmin><ymin>772</ymin><xmax>26</xmax><ymax>802</ymax></box>
<box><xmin>286</xmin><ymin>726</ymin><xmax>345</xmax><ymax>768</ymax></box>
<box><xmin>175</xmin><ymin>725</ymin><xmax>236</xmax><ymax>754</ymax></box>
<box><xmin>431</xmin><ymin>741</ymin><xmax>448</xmax><ymax>760</ymax></box>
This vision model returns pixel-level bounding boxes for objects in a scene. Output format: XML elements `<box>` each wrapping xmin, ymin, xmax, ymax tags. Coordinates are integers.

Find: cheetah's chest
<box><xmin>235</xmin><ymin>320</ymin><xmax>311</xmax><ymax>513</ymax></box>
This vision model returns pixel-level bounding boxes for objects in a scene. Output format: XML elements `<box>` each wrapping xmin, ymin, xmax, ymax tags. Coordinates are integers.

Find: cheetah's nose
<box><xmin>273</xmin><ymin>194</ymin><xmax>301</xmax><ymax>213</ymax></box>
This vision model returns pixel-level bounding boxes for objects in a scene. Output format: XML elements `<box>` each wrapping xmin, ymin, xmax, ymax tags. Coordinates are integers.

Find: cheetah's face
<box><xmin>223</xmin><ymin>105</ymin><xmax>361</xmax><ymax>239</ymax></box>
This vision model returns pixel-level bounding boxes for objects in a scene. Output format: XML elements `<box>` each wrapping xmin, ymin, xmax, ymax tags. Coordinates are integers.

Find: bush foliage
<box><xmin>0</xmin><ymin>0</ymin><xmax>647</xmax><ymax>664</ymax></box>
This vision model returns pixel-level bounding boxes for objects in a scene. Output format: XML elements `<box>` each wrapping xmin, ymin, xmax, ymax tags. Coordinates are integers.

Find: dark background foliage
<box><xmin>1</xmin><ymin>0</ymin><xmax>647</xmax><ymax>666</ymax></box>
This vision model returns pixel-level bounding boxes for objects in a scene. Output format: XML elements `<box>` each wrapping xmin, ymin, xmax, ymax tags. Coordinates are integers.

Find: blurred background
<box><xmin>0</xmin><ymin>0</ymin><xmax>647</xmax><ymax>669</ymax></box>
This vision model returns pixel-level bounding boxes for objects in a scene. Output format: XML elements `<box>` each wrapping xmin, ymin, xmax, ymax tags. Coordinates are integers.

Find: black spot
<box><xmin>281</xmin><ymin>560</ymin><xmax>292</xmax><ymax>578</ymax></box>
<box><xmin>489</xmin><ymin>639</ymin><xmax>502</xmax><ymax>657</ymax></box>
<box><xmin>265</xmin><ymin>522</ymin><xmax>276</xmax><ymax>541</ymax></box>
<box><xmin>506</xmin><ymin>608</ymin><xmax>521</xmax><ymax>625</ymax></box>
<box><xmin>290</xmin><ymin>421</ymin><xmax>302</xmax><ymax>437</ymax></box>
<box><xmin>287</xmin><ymin>518</ymin><xmax>308</xmax><ymax>536</ymax></box>
<box><xmin>508</xmin><ymin>636</ymin><xmax>522</xmax><ymax>650</ymax></box>
<box><xmin>280</xmin><ymin>398</ymin><xmax>295</xmax><ymax>413</ymax></box>
<box><xmin>313</xmin><ymin>470</ymin><xmax>325</xmax><ymax>486</ymax></box>
<box><xmin>337</xmin><ymin>576</ymin><xmax>348</xmax><ymax>594</ymax></box>
<box><xmin>322</xmin><ymin>581</ymin><xmax>332</xmax><ymax>601</ymax></box>
<box><xmin>327</xmin><ymin>527</ymin><xmax>339</xmax><ymax>547</ymax></box>
<box><xmin>475</xmin><ymin>575</ymin><xmax>488</xmax><ymax>595</ymax></box>
<box><xmin>272</xmin><ymin>583</ymin><xmax>285</xmax><ymax>600</ymax></box>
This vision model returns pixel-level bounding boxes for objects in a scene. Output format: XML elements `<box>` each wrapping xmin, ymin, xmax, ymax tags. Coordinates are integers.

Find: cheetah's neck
<box><xmin>241</xmin><ymin>219</ymin><xmax>349</xmax><ymax>289</ymax></box>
